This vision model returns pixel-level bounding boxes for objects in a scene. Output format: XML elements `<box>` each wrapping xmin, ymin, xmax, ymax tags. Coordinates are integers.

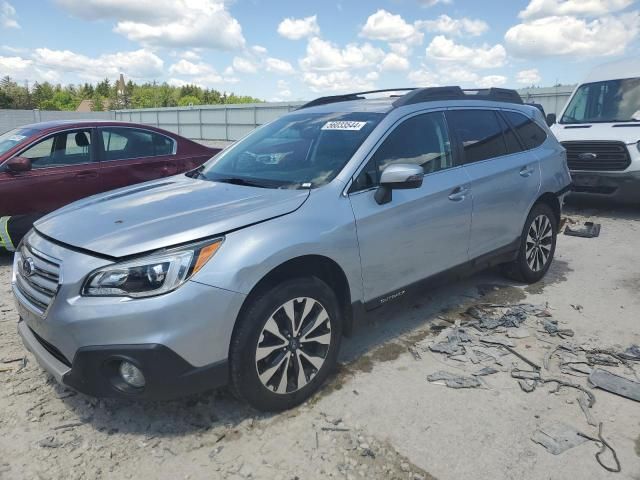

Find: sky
<box><xmin>0</xmin><ymin>0</ymin><xmax>639</xmax><ymax>101</ymax></box>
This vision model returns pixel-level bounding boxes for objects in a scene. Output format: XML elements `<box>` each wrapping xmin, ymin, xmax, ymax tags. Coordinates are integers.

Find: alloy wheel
<box><xmin>255</xmin><ymin>297</ymin><xmax>332</xmax><ymax>394</ymax></box>
<box><xmin>525</xmin><ymin>214</ymin><xmax>553</xmax><ymax>272</ymax></box>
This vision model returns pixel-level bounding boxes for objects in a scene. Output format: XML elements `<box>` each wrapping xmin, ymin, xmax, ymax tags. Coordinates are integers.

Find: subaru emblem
<box><xmin>22</xmin><ymin>257</ymin><xmax>35</xmax><ymax>277</ymax></box>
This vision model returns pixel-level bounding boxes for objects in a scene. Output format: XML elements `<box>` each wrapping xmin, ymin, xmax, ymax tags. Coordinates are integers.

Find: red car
<box><xmin>0</xmin><ymin>120</ymin><xmax>219</xmax><ymax>251</ymax></box>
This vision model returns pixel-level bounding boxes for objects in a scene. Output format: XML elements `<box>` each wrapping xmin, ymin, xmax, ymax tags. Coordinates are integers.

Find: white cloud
<box><xmin>380</xmin><ymin>52</ymin><xmax>410</xmax><ymax>71</ymax></box>
<box><xmin>408</xmin><ymin>64</ymin><xmax>507</xmax><ymax>88</ymax></box>
<box><xmin>419</xmin><ymin>14</ymin><xmax>489</xmax><ymax>36</ymax></box>
<box><xmin>275</xmin><ymin>79</ymin><xmax>292</xmax><ymax>99</ymax></box>
<box><xmin>517</xmin><ymin>68</ymin><xmax>542</xmax><ymax>84</ymax></box>
<box><xmin>360</xmin><ymin>9</ymin><xmax>423</xmax><ymax>45</ymax></box>
<box><xmin>505</xmin><ymin>12</ymin><xmax>639</xmax><ymax>57</ymax></box>
<box><xmin>426</xmin><ymin>35</ymin><xmax>507</xmax><ymax>69</ymax></box>
<box><xmin>168</xmin><ymin>59</ymin><xmax>212</xmax><ymax>76</ymax></box>
<box><xmin>32</xmin><ymin>48</ymin><xmax>164</xmax><ymax>80</ymax></box>
<box><xmin>418</xmin><ymin>0</ymin><xmax>453</xmax><ymax>7</ymax></box>
<box><xmin>0</xmin><ymin>55</ymin><xmax>30</xmax><ymax>72</ymax></box>
<box><xmin>277</xmin><ymin>15</ymin><xmax>320</xmax><ymax>40</ymax></box>
<box><xmin>251</xmin><ymin>45</ymin><xmax>268</xmax><ymax>56</ymax></box>
<box><xmin>518</xmin><ymin>0</ymin><xmax>633</xmax><ymax>20</ymax></box>
<box><xmin>408</xmin><ymin>68</ymin><xmax>439</xmax><ymax>86</ymax></box>
<box><xmin>1</xmin><ymin>1</ymin><xmax>19</xmax><ymax>28</ymax></box>
<box><xmin>303</xmin><ymin>71</ymin><xmax>377</xmax><ymax>93</ymax></box>
<box><xmin>265</xmin><ymin>57</ymin><xmax>295</xmax><ymax>75</ymax></box>
<box><xmin>59</xmin><ymin>0</ymin><xmax>246</xmax><ymax>50</ymax></box>
<box><xmin>299</xmin><ymin>37</ymin><xmax>385</xmax><ymax>72</ymax></box>
<box><xmin>180</xmin><ymin>50</ymin><xmax>201</xmax><ymax>61</ymax></box>
<box><xmin>232</xmin><ymin>56</ymin><xmax>258</xmax><ymax>74</ymax></box>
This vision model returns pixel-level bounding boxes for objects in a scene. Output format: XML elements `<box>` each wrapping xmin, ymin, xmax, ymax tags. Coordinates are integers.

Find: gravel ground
<box><xmin>1</xmin><ymin>200</ymin><xmax>639</xmax><ymax>480</ymax></box>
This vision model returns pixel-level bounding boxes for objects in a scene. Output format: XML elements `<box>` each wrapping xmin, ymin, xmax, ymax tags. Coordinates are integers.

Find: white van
<box><xmin>550</xmin><ymin>57</ymin><xmax>640</xmax><ymax>201</ymax></box>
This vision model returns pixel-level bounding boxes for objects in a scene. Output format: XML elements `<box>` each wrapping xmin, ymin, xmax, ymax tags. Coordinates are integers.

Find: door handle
<box><xmin>520</xmin><ymin>166</ymin><xmax>535</xmax><ymax>177</ymax></box>
<box><xmin>448</xmin><ymin>186</ymin><xmax>469</xmax><ymax>202</ymax></box>
<box><xmin>75</xmin><ymin>171</ymin><xmax>98</xmax><ymax>179</ymax></box>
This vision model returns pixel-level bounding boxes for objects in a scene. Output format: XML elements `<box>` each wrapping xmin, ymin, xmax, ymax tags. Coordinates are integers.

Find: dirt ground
<box><xmin>1</xmin><ymin>199</ymin><xmax>639</xmax><ymax>480</ymax></box>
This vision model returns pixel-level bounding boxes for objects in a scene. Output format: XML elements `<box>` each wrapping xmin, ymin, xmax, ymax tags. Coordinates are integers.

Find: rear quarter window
<box><xmin>503</xmin><ymin>111</ymin><xmax>547</xmax><ymax>150</ymax></box>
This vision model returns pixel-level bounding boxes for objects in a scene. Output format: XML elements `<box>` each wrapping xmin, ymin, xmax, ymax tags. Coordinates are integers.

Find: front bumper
<box><xmin>570</xmin><ymin>170</ymin><xmax>640</xmax><ymax>201</ymax></box>
<box><xmin>19</xmin><ymin>319</ymin><xmax>229</xmax><ymax>399</ymax></box>
<box><xmin>12</xmin><ymin>230</ymin><xmax>247</xmax><ymax>400</ymax></box>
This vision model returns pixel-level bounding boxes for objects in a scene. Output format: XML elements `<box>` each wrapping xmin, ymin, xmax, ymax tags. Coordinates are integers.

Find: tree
<box><xmin>178</xmin><ymin>95</ymin><xmax>201</xmax><ymax>107</ymax></box>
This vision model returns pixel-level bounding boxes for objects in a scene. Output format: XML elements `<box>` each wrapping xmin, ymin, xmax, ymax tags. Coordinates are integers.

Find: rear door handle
<box><xmin>448</xmin><ymin>185</ymin><xmax>469</xmax><ymax>202</ymax></box>
<box><xmin>520</xmin><ymin>166</ymin><xmax>535</xmax><ymax>177</ymax></box>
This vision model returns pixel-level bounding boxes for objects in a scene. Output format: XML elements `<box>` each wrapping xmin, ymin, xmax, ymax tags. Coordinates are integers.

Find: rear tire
<box><xmin>229</xmin><ymin>277</ymin><xmax>342</xmax><ymax>412</ymax></box>
<box><xmin>502</xmin><ymin>203</ymin><xmax>557</xmax><ymax>284</ymax></box>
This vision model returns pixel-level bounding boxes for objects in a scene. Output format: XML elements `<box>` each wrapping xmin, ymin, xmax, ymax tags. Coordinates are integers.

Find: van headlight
<box><xmin>82</xmin><ymin>238</ymin><xmax>223</xmax><ymax>298</ymax></box>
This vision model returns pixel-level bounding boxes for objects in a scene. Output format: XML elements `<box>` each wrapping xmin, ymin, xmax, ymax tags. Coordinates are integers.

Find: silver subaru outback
<box><xmin>12</xmin><ymin>87</ymin><xmax>572</xmax><ymax>411</ymax></box>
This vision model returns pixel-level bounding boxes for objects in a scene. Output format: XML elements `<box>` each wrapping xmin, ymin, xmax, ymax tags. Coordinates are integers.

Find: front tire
<box><xmin>229</xmin><ymin>277</ymin><xmax>342</xmax><ymax>411</ymax></box>
<box><xmin>502</xmin><ymin>203</ymin><xmax>557</xmax><ymax>283</ymax></box>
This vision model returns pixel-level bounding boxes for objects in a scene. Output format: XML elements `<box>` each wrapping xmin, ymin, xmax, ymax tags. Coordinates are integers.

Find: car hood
<box><xmin>35</xmin><ymin>175</ymin><xmax>310</xmax><ymax>258</ymax></box>
<box><xmin>551</xmin><ymin>123</ymin><xmax>640</xmax><ymax>144</ymax></box>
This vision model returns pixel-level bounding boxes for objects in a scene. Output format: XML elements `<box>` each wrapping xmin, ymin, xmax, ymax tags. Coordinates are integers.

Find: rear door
<box><xmin>0</xmin><ymin>128</ymin><xmax>100</xmax><ymax>215</ymax></box>
<box><xmin>446</xmin><ymin>109</ymin><xmax>541</xmax><ymax>259</ymax></box>
<box><xmin>97</xmin><ymin>127</ymin><xmax>178</xmax><ymax>192</ymax></box>
<box><xmin>349</xmin><ymin>111</ymin><xmax>472</xmax><ymax>304</ymax></box>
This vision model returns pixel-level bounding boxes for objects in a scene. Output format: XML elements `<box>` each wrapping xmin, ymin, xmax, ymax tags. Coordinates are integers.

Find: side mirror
<box><xmin>374</xmin><ymin>163</ymin><xmax>424</xmax><ymax>205</ymax></box>
<box><xmin>5</xmin><ymin>156</ymin><xmax>32</xmax><ymax>173</ymax></box>
<box><xmin>546</xmin><ymin>113</ymin><xmax>556</xmax><ymax>127</ymax></box>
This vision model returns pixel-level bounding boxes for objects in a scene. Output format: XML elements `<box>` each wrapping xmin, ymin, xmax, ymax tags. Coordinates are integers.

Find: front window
<box><xmin>19</xmin><ymin>129</ymin><xmax>93</xmax><ymax>169</ymax></box>
<box><xmin>560</xmin><ymin>78</ymin><xmax>640</xmax><ymax>124</ymax></box>
<box><xmin>196</xmin><ymin>112</ymin><xmax>383</xmax><ymax>188</ymax></box>
<box><xmin>0</xmin><ymin>127</ymin><xmax>38</xmax><ymax>156</ymax></box>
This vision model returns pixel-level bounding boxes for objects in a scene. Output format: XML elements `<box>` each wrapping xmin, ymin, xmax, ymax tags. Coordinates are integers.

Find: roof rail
<box><xmin>392</xmin><ymin>86</ymin><xmax>523</xmax><ymax>107</ymax></box>
<box><xmin>297</xmin><ymin>88</ymin><xmax>416</xmax><ymax>110</ymax></box>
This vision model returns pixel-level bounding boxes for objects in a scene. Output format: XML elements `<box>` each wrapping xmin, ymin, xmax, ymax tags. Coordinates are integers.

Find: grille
<box><xmin>14</xmin><ymin>242</ymin><xmax>61</xmax><ymax>317</ymax></box>
<box><xmin>562</xmin><ymin>141</ymin><xmax>631</xmax><ymax>172</ymax></box>
<box><xmin>29</xmin><ymin>327</ymin><xmax>71</xmax><ymax>367</ymax></box>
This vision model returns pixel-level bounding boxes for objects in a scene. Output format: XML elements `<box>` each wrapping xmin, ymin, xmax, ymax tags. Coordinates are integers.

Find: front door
<box><xmin>0</xmin><ymin>128</ymin><xmax>100</xmax><ymax>216</ymax></box>
<box><xmin>348</xmin><ymin>111</ymin><xmax>472</xmax><ymax>305</ymax></box>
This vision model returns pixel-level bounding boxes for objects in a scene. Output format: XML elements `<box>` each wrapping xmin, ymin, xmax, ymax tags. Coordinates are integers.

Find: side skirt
<box><xmin>358</xmin><ymin>238</ymin><xmax>520</xmax><ymax>313</ymax></box>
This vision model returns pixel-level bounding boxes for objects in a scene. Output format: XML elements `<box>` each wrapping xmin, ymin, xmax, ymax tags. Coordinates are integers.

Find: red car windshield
<box><xmin>0</xmin><ymin>127</ymin><xmax>38</xmax><ymax>157</ymax></box>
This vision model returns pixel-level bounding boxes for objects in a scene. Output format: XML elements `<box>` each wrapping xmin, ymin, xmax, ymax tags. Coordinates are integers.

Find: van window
<box><xmin>446</xmin><ymin>110</ymin><xmax>506</xmax><ymax>163</ymax></box>
<box><xmin>560</xmin><ymin>78</ymin><xmax>640</xmax><ymax>124</ymax></box>
<box><xmin>503</xmin><ymin>111</ymin><xmax>546</xmax><ymax>150</ymax></box>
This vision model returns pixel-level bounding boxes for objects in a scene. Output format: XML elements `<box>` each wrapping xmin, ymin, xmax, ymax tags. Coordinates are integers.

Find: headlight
<box><xmin>82</xmin><ymin>238</ymin><xmax>223</xmax><ymax>298</ymax></box>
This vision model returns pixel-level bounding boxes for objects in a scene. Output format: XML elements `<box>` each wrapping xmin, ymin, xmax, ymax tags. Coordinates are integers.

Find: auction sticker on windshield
<box><xmin>321</xmin><ymin>121</ymin><xmax>367</xmax><ymax>131</ymax></box>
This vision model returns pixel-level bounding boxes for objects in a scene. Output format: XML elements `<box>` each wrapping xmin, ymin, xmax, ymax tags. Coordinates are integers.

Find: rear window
<box><xmin>503</xmin><ymin>111</ymin><xmax>547</xmax><ymax>150</ymax></box>
<box><xmin>200</xmin><ymin>112</ymin><xmax>383</xmax><ymax>188</ymax></box>
<box><xmin>101</xmin><ymin>127</ymin><xmax>174</xmax><ymax>161</ymax></box>
<box><xmin>446</xmin><ymin>110</ymin><xmax>507</xmax><ymax>163</ymax></box>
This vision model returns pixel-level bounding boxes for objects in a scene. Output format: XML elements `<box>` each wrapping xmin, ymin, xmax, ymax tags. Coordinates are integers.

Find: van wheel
<box><xmin>502</xmin><ymin>203</ymin><xmax>557</xmax><ymax>284</ymax></box>
<box><xmin>229</xmin><ymin>277</ymin><xmax>342</xmax><ymax>411</ymax></box>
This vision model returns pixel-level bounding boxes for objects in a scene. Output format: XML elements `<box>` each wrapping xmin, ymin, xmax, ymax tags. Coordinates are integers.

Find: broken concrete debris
<box><xmin>420</xmin><ymin>300</ymin><xmax>636</xmax><ymax>473</ymax></box>
<box><xmin>588</xmin><ymin>368</ymin><xmax>640</xmax><ymax>402</ymax></box>
<box><xmin>564</xmin><ymin>221</ymin><xmax>601</xmax><ymax>238</ymax></box>
<box><xmin>531</xmin><ymin>423</ymin><xmax>589</xmax><ymax>455</ymax></box>
<box><xmin>426</xmin><ymin>371</ymin><xmax>481</xmax><ymax>389</ymax></box>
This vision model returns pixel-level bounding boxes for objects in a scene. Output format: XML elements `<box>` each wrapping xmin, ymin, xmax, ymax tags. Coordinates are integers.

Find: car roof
<box><xmin>17</xmin><ymin>119</ymin><xmax>168</xmax><ymax>132</ymax></box>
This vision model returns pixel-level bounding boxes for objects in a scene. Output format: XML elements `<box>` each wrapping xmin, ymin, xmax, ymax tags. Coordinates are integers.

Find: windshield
<box><xmin>0</xmin><ymin>127</ymin><xmax>36</xmax><ymax>156</ymax></box>
<box><xmin>197</xmin><ymin>112</ymin><xmax>383</xmax><ymax>188</ymax></box>
<box><xmin>560</xmin><ymin>78</ymin><xmax>640</xmax><ymax>124</ymax></box>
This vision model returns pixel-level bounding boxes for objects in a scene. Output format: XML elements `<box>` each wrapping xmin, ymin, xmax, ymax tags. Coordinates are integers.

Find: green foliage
<box><xmin>0</xmin><ymin>76</ymin><xmax>263</xmax><ymax>111</ymax></box>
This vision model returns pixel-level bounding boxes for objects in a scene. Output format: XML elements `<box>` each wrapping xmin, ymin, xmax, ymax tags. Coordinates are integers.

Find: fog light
<box><xmin>119</xmin><ymin>361</ymin><xmax>145</xmax><ymax>388</ymax></box>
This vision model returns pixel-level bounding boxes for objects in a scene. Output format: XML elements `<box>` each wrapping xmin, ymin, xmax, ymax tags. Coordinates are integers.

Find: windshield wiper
<box><xmin>186</xmin><ymin>165</ymin><xmax>206</xmax><ymax>179</ymax></box>
<box><xmin>214</xmin><ymin>177</ymin><xmax>270</xmax><ymax>188</ymax></box>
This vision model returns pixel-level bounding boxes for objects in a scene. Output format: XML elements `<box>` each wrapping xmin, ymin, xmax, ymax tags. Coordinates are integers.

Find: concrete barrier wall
<box><xmin>2</xmin><ymin>87</ymin><xmax>576</xmax><ymax>140</ymax></box>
